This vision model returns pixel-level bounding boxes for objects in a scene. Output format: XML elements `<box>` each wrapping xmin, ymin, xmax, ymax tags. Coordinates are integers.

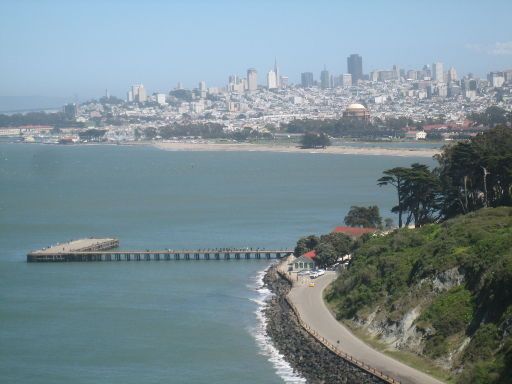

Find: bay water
<box><xmin>0</xmin><ymin>144</ymin><xmax>434</xmax><ymax>383</ymax></box>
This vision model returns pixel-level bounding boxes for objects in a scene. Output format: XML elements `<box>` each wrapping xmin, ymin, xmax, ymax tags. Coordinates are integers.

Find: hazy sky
<box><xmin>1</xmin><ymin>0</ymin><xmax>511</xmax><ymax>101</ymax></box>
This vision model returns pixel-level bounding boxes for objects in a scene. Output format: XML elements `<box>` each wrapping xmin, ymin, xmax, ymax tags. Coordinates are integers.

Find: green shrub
<box><xmin>463</xmin><ymin>323</ymin><xmax>499</xmax><ymax>363</ymax></box>
<box><xmin>419</xmin><ymin>286</ymin><xmax>474</xmax><ymax>337</ymax></box>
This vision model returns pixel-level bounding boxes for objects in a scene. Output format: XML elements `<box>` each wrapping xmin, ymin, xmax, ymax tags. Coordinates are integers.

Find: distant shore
<box><xmin>153</xmin><ymin>141</ymin><xmax>440</xmax><ymax>157</ymax></box>
<box><xmin>1</xmin><ymin>139</ymin><xmax>441</xmax><ymax>157</ymax></box>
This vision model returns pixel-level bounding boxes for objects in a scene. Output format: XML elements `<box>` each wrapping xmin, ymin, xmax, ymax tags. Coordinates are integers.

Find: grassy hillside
<box><xmin>326</xmin><ymin>207</ymin><xmax>512</xmax><ymax>383</ymax></box>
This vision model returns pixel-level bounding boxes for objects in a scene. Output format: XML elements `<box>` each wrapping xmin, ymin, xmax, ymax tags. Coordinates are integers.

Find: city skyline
<box><xmin>1</xmin><ymin>0</ymin><xmax>511</xmax><ymax>104</ymax></box>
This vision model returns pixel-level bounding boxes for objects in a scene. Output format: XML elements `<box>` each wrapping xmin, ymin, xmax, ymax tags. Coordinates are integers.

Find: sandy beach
<box><xmin>153</xmin><ymin>141</ymin><xmax>440</xmax><ymax>158</ymax></box>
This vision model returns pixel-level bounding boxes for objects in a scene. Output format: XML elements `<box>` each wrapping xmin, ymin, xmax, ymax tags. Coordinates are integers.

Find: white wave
<box><xmin>248</xmin><ymin>265</ymin><xmax>306</xmax><ymax>384</ymax></box>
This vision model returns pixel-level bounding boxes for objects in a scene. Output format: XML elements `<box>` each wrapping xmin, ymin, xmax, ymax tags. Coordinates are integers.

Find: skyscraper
<box><xmin>247</xmin><ymin>68</ymin><xmax>258</xmax><ymax>91</ymax></box>
<box><xmin>432</xmin><ymin>62</ymin><xmax>444</xmax><ymax>83</ymax></box>
<box><xmin>320</xmin><ymin>67</ymin><xmax>330</xmax><ymax>89</ymax></box>
<box><xmin>347</xmin><ymin>54</ymin><xmax>363</xmax><ymax>84</ymax></box>
<box><xmin>267</xmin><ymin>70</ymin><xmax>277</xmax><ymax>89</ymax></box>
<box><xmin>198</xmin><ymin>81</ymin><xmax>207</xmax><ymax>98</ymax></box>
<box><xmin>447</xmin><ymin>67</ymin><xmax>458</xmax><ymax>83</ymax></box>
<box><xmin>137</xmin><ymin>85</ymin><xmax>147</xmax><ymax>103</ymax></box>
<box><xmin>131</xmin><ymin>84</ymin><xmax>147</xmax><ymax>103</ymax></box>
<box><xmin>301</xmin><ymin>72</ymin><xmax>314</xmax><ymax>88</ymax></box>
<box><xmin>342</xmin><ymin>73</ymin><xmax>352</xmax><ymax>87</ymax></box>
<box><xmin>274</xmin><ymin>58</ymin><xmax>280</xmax><ymax>88</ymax></box>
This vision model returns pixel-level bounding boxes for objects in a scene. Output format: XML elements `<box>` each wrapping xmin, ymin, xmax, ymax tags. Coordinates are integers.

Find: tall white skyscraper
<box><xmin>198</xmin><ymin>80</ymin><xmax>207</xmax><ymax>98</ymax></box>
<box><xmin>247</xmin><ymin>68</ymin><xmax>258</xmax><ymax>91</ymax></box>
<box><xmin>131</xmin><ymin>85</ymin><xmax>140</xmax><ymax>100</ymax></box>
<box><xmin>131</xmin><ymin>84</ymin><xmax>147</xmax><ymax>103</ymax></box>
<box><xmin>432</xmin><ymin>62</ymin><xmax>444</xmax><ymax>82</ymax></box>
<box><xmin>267</xmin><ymin>70</ymin><xmax>277</xmax><ymax>89</ymax></box>
<box><xmin>342</xmin><ymin>73</ymin><xmax>352</xmax><ymax>87</ymax></box>
<box><xmin>138</xmin><ymin>85</ymin><xmax>147</xmax><ymax>103</ymax></box>
<box><xmin>448</xmin><ymin>67</ymin><xmax>458</xmax><ymax>83</ymax></box>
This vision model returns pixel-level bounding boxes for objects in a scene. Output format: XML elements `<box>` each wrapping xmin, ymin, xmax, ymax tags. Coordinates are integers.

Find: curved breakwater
<box><xmin>261</xmin><ymin>265</ymin><xmax>384</xmax><ymax>384</ymax></box>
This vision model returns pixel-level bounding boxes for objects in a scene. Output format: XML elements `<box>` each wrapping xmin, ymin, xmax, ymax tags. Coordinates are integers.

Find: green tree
<box><xmin>300</xmin><ymin>132</ymin><xmax>331</xmax><ymax>148</ymax></box>
<box><xmin>378</xmin><ymin>167</ymin><xmax>410</xmax><ymax>228</ymax></box>
<box><xmin>78</xmin><ymin>128</ymin><xmax>106</xmax><ymax>141</ymax></box>
<box><xmin>344</xmin><ymin>205</ymin><xmax>382</xmax><ymax>228</ymax></box>
<box><xmin>402</xmin><ymin>163</ymin><xmax>441</xmax><ymax>227</ymax></box>
<box><xmin>143</xmin><ymin>127</ymin><xmax>158</xmax><ymax>139</ymax></box>
<box><xmin>319</xmin><ymin>232</ymin><xmax>352</xmax><ymax>256</ymax></box>
<box><xmin>436</xmin><ymin>126</ymin><xmax>512</xmax><ymax>218</ymax></box>
<box><xmin>469</xmin><ymin>106</ymin><xmax>509</xmax><ymax>127</ymax></box>
<box><xmin>379</xmin><ymin>164</ymin><xmax>440</xmax><ymax>228</ymax></box>
<box><xmin>294</xmin><ymin>235</ymin><xmax>319</xmax><ymax>256</ymax></box>
<box><xmin>169</xmin><ymin>89</ymin><xmax>193</xmax><ymax>101</ymax></box>
<box><xmin>315</xmin><ymin>242</ymin><xmax>337</xmax><ymax>267</ymax></box>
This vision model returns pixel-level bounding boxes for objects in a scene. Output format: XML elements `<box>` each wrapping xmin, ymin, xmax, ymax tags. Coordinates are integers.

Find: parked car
<box><xmin>310</xmin><ymin>269</ymin><xmax>325</xmax><ymax>279</ymax></box>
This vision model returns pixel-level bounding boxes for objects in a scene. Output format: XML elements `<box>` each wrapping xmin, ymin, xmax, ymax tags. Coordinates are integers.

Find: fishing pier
<box><xmin>27</xmin><ymin>238</ymin><xmax>293</xmax><ymax>263</ymax></box>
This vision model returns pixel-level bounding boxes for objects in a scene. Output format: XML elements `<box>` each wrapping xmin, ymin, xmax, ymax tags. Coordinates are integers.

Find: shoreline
<box><xmin>262</xmin><ymin>265</ymin><xmax>382</xmax><ymax>383</ymax></box>
<box><xmin>1</xmin><ymin>140</ymin><xmax>441</xmax><ymax>158</ymax></box>
<box><xmin>153</xmin><ymin>141</ymin><xmax>440</xmax><ymax>157</ymax></box>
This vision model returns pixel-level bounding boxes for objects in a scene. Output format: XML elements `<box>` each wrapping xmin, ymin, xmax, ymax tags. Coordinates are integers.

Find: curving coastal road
<box><xmin>287</xmin><ymin>272</ymin><xmax>444</xmax><ymax>384</ymax></box>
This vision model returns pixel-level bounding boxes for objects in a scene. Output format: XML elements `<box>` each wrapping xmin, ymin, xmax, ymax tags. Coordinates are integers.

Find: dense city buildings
<box><xmin>5</xmin><ymin>57</ymin><xmax>510</xmax><ymax>145</ymax></box>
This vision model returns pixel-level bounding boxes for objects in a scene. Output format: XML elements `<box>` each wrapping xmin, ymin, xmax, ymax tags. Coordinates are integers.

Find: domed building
<box><xmin>343</xmin><ymin>103</ymin><xmax>370</xmax><ymax>120</ymax></box>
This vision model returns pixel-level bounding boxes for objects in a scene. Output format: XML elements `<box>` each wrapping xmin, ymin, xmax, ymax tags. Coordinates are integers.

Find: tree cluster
<box><xmin>169</xmin><ymin>89</ymin><xmax>194</xmax><ymax>102</ymax></box>
<box><xmin>282</xmin><ymin>117</ymin><xmax>405</xmax><ymax>140</ymax></box>
<box><xmin>294</xmin><ymin>232</ymin><xmax>352</xmax><ymax>268</ymax></box>
<box><xmin>468</xmin><ymin>106</ymin><xmax>512</xmax><ymax>127</ymax></box>
<box><xmin>378</xmin><ymin>164</ymin><xmax>440</xmax><ymax>228</ymax></box>
<box><xmin>344</xmin><ymin>205</ymin><xmax>382</xmax><ymax>228</ymax></box>
<box><xmin>300</xmin><ymin>132</ymin><xmax>331</xmax><ymax>148</ymax></box>
<box><xmin>158</xmin><ymin>123</ymin><xmax>226</xmax><ymax>139</ymax></box>
<box><xmin>378</xmin><ymin>126</ymin><xmax>512</xmax><ymax>227</ymax></box>
<box><xmin>78</xmin><ymin>129</ymin><xmax>106</xmax><ymax>141</ymax></box>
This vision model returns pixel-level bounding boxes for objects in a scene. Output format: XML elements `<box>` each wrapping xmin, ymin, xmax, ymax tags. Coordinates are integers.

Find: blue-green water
<box><xmin>0</xmin><ymin>144</ymin><xmax>435</xmax><ymax>383</ymax></box>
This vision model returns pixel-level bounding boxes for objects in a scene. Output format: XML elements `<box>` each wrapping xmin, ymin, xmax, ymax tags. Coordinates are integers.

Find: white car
<box><xmin>310</xmin><ymin>269</ymin><xmax>326</xmax><ymax>279</ymax></box>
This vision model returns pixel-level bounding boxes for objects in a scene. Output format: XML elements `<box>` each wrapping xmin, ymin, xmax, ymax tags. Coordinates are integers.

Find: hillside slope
<box><xmin>326</xmin><ymin>207</ymin><xmax>512</xmax><ymax>383</ymax></box>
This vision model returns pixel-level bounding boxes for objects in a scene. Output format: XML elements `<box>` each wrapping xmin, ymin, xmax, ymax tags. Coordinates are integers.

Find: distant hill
<box><xmin>326</xmin><ymin>207</ymin><xmax>512</xmax><ymax>383</ymax></box>
<box><xmin>0</xmin><ymin>95</ymin><xmax>73</xmax><ymax>114</ymax></box>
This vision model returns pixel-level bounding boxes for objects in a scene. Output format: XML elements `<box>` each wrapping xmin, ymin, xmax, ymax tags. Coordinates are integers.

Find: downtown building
<box><xmin>301</xmin><ymin>72</ymin><xmax>314</xmax><ymax>88</ymax></box>
<box><xmin>347</xmin><ymin>54</ymin><xmax>363</xmax><ymax>84</ymax></box>
<box><xmin>247</xmin><ymin>68</ymin><xmax>258</xmax><ymax>91</ymax></box>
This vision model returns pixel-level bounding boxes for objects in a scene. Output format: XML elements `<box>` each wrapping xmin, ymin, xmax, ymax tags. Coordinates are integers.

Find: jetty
<box><xmin>27</xmin><ymin>238</ymin><xmax>293</xmax><ymax>263</ymax></box>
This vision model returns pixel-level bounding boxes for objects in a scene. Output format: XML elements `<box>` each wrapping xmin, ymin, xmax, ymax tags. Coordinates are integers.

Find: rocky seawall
<box><xmin>263</xmin><ymin>265</ymin><xmax>383</xmax><ymax>384</ymax></box>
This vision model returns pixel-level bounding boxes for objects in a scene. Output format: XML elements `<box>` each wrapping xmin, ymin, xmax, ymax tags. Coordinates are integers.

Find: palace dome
<box><xmin>343</xmin><ymin>103</ymin><xmax>370</xmax><ymax>120</ymax></box>
<box><xmin>346</xmin><ymin>103</ymin><xmax>367</xmax><ymax>111</ymax></box>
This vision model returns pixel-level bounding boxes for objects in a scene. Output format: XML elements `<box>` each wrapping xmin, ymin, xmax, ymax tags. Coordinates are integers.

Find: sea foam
<box><xmin>248</xmin><ymin>266</ymin><xmax>306</xmax><ymax>384</ymax></box>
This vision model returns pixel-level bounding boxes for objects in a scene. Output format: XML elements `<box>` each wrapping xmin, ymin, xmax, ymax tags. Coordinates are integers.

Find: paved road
<box><xmin>288</xmin><ymin>272</ymin><xmax>444</xmax><ymax>384</ymax></box>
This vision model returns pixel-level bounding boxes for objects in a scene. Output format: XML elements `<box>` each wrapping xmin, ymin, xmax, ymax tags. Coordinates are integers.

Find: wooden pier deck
<box><xmin>27</xmin><ymin>238</ymin><xmax>293</xmax><ymax>263</ymax></box>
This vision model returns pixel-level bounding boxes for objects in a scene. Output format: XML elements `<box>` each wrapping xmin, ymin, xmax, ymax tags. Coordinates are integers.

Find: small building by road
<box><xmin>291</xmin><ymin>250</ymin><xmax>316</xmax><ymax>272</ymax></box>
